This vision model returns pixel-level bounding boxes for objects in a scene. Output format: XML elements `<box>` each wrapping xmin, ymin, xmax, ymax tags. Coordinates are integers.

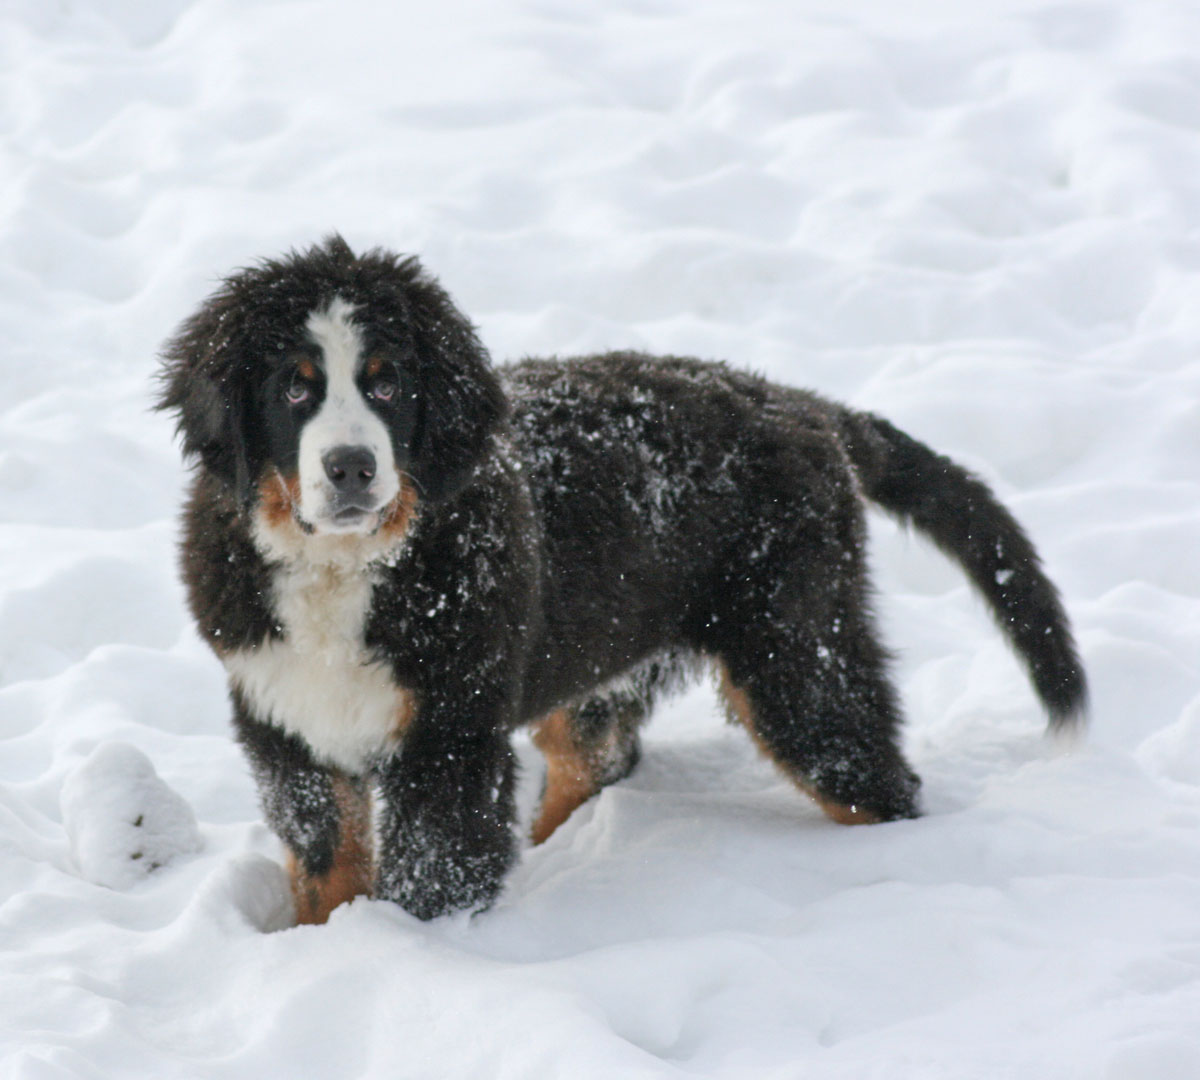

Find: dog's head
<box><xmin>158</xmin><ymin>236</ymin><xmax>506</xmax><ymax>542</ymax></box>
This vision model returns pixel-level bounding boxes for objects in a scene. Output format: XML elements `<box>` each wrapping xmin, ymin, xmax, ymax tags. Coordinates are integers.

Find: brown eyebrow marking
<box><xmin>297</xmin><ymin>358</ymin><xmax>318</xmax><ymax>381</ymax></box>
<box><xmin>364</xmin><ymin>355</ymin><xmax>384</xmax><ymax>378</ymax></box>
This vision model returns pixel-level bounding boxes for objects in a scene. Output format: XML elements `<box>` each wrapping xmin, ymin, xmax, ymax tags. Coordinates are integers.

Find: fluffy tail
<box><xmin>835</xmin><ymin>408</ymin><xmax>1088</xmax><ymax>731</ymax></box>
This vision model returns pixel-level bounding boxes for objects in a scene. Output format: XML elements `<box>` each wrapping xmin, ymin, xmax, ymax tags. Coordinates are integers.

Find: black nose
<box><xmin>322</xmin><ymin>445</ymin><xmax>376</xmax><ymax>493</ymax></box>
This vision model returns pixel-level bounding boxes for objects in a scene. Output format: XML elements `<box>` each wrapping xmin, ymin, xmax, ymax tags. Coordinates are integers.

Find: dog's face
<box><xmin>158</xmin><ymin>236</ymin><xmax>506</xmax><ymax>545</ymax></box>
<box><xmin>256</xmin><ymin>296</ymin><xmax>414</xmax><ymax>536</ymax></box>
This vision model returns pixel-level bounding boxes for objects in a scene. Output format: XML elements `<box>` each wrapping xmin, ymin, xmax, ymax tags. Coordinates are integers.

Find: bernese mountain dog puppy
<box><xmin>157</xmin><ymin>236</ymin><xmax>1087</xmax><ymax>924</ymax></box>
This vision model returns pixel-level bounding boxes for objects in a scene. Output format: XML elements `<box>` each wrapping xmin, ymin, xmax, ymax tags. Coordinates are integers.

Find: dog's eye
<box><xmin>285</xmin><ymin>379</ymin><xmax>312</xmax><ymax>405</ymax></box>
<box><xmin>368</xmin><ymin>377</ymin><xmax>397</xmax><ymax>403</ymax></box>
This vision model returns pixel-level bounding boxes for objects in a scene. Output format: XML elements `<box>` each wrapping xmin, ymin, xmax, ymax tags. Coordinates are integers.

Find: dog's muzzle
<box><xmin>322</xmin><ymin>444</ymin><xmax>382</xmax><ymax>523</ymax></box>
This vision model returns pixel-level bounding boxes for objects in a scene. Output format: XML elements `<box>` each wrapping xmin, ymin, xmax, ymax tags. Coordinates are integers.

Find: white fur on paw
<box><xmin>60</xmin><ymin>742</ymin><xmax>202</xmax><ymax>889</ymax></box>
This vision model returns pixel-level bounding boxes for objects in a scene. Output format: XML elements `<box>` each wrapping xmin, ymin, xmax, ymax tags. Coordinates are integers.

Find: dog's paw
<box><xmin>61</xmin><ymin>742</ymin><xmax>201</xmax><ymax>889</ymax></box>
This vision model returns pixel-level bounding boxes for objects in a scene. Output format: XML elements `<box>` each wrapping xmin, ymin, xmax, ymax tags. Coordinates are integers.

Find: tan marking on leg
<box><xmin>715</xmin><ymin>661</ymin><xmax>880</xmax><ymax>827</ymax></box>
<box><xmin>716</xmin><ymin>662</ymin><xmax>755</xmax><ymax>729</ymax></box>
<box><xmin>288</xmin><ymin>775</ymin><xmax>374</xmax><ymax>925</ymax></box>
<box><xmin>805</xmin><ymin>792</ymin><xmax>880</xmax><ymax>825</ymax></box>
<box><xmin>530</xmin><ymin>708</ymin><xmax>598</xmax><ymax>845</ymax></box>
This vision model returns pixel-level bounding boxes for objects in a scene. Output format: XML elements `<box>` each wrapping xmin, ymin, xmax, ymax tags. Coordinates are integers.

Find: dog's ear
<box><xmin>156</xmin><ymin>301</ymin><xmax>257</xmax><ymax>507</ymax></box>
<box><xmin>402</xmin><ymin>270</ymin><xmax>508</xmax><ymax>503</ymax></box>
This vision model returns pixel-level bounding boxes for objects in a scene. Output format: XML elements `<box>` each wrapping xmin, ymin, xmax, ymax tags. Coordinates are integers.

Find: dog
<box><xmin>157</xmin><ymin>235</ymin><xmax>1087</xmax><ymax>924</ymax></box>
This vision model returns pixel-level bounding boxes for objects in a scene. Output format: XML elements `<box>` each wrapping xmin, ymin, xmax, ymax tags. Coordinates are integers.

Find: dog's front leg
<box><xmin>372</xmin><ymin>714</ymin><xmax>518</xmax><ymax>921</ymax></box>
<box><xmin>232</xmin><ymin>694</ymin><xmax>373</xmax><ymax>925</ymax></box>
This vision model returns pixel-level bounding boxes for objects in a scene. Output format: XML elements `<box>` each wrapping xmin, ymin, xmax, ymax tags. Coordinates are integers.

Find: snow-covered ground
<box><xmin>2</xmin><ymin>0</ymin><xmax>1199</xmax><ymax>1075</ymax></box>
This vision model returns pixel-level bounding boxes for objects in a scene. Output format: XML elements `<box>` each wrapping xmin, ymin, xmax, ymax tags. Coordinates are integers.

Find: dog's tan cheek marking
<box><xmin>530</xmin><ymin>708</ymin><xmax>599</xmax><ymax>845</ymax></box>
<box><xmin>377</xmin><ymin>476</ymin><xmax>420</xmax><ymax>545</ymax></box>
<box><xmin>715</xmin><ymin>661</ymin><xmax>880</xmax><ymax>827</ymax></box>
<box><xmin>256</xmin><ymin>471</ymin><xmax>302</xmax><ymax>532</ymax></box>
<box><xmin>288</xmin><ymin>775</ymin><xmax>374</xmax><ymax>926</ymax></box>
<box><xmin>392</xmin><ymin>686</ymin><xmax>418</xmax><ymax>741</ymax></box>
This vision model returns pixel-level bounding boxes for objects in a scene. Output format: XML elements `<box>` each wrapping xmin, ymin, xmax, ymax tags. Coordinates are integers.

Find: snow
<box><xmin>2</xmin><ymin>0</ymin><xmax>1200</xmax><ymax>1075</ymax></box>
<box><xmin>60</xmin><ymin>742</ymin><xmax>201</xmax><ymax>889</ymax></box>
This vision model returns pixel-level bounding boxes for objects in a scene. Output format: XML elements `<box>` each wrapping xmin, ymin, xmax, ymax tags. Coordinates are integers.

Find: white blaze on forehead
<box><xmin>306</xmin><ymin>296</ymin><xmax>362</xmax><ymax>382</ymax></box>
<box><xmin>296</xmin><ymin>296</ymin><xmax>400</xmax><ymax>529</ymax></box>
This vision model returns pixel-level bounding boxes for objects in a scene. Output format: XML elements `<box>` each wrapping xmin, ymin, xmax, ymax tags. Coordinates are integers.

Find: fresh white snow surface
<box><xmin>3</xmin><ymin>0</ymin><xmax>1200</xmax><ymax>1076</ymax></box>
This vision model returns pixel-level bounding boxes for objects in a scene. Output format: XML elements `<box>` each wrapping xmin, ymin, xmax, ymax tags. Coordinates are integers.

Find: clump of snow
<box><xmin>193</xmin><ymin>853</ymin><xmax>296</xmax><ymax>935</ymax></box>
<box><xmin>60</xmin><ymin>742</ymin><xmax>202</xmax><ymax>889</ymax></box>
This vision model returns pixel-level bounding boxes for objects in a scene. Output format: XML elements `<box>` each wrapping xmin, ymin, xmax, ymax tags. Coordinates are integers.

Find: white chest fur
<box><xmin>223</xmin><ymin>555</ymin><xmax>412</xmax><ymax>774</ymax></box>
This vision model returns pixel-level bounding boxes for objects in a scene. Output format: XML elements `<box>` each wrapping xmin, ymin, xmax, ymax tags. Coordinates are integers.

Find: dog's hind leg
<box><xmin>530</xmin><ymin>692</ymin><xmax>644</xmax><ymax>845</ymax></box>
<box><xmin>693</xmin><ymin>424</ymin><xmax>922</xmax><ymax>825</ymax></box>
<box><xmin>715</xmin><ymin>614</ymin><xmax>921</xmax><ymax>825</ymax></box>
